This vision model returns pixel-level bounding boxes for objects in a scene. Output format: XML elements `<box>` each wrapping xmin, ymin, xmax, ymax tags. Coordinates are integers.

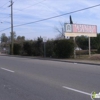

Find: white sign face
<box><xmin>66</xmin><ymin>24</ymin><xmax>73</xmax><ymax>32</ymax></box>
<box><xmin>65</xmin><ymin>24</ymin><xmax>97</xmax><ymax>37</ymax></box>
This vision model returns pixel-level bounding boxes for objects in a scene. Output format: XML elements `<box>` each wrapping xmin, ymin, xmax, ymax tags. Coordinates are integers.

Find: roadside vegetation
<box><xmin>0</xmin><ymin>33</ymin><xmax>100</xmax><ymax>59</ymax></box>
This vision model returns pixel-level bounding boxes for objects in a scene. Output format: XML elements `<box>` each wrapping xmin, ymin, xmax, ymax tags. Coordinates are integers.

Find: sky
<box><xmin>0</xmin><ymin>0</ymin><xmax>100</xmax><ymax>40</ymax></box>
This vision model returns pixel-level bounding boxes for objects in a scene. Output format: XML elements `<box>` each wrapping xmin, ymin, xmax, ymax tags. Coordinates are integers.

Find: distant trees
<box><xmin>17</xmin><ymin>36</ymin><xmax>25</xmax><ymax>42</ymax></box>
<box><xmin>76</xmin><ymin>33</ymin><xmax>100</xmax><ymax>50</ymax></box>
<box><xmin>0</xmin><ymin>32</ymin><xmax>25</xmax><ymax>54</ymax></box>
<box><xmin>76</xmin><ymin>36</ymin><xmax>88</xmax><ymax>50</ymax></box>
<box><xmin>91</xmin><ymin>34</ymin><xmax>100</xmax><ymax>49</ymax></box>
<box><xmin>0</xmin><ymin>33</ymin><xmax>8</xmax><ymax>43</ymax></box>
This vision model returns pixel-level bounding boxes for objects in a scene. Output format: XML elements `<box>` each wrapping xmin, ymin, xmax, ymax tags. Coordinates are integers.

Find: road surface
<box><xmin>0</xmin><ymin>56</ymin><xmax>100</xmax><ymax>100</ymax></box>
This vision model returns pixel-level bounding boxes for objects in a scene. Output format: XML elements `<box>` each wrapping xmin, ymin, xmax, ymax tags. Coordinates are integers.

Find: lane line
<box><xmin>1</xmin><ymin>67</ymin><xmax>15</xmax><ymax>73</ymax></box>
<box><xmin>63</xmin><ymin>86</ymin><xmax>91</xmax><ymax>96</ymax></box>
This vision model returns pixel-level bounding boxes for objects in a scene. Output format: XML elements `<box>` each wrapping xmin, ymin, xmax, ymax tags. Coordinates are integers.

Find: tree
<box><xmin>91</xmin><ymin>33</ymin><xmax>100</xmax><ymax>49</ymax></box>
<box><xmin>16</xmin><ymin>36</ymin><xmax>25</xmax><ymax>43</ymax></box>
<box><xmin>33</xmin><ymin>36</ymin><xmax>43</xmax><ymax>56</ymax></box>
<box><xmin>76</xmin><ymin>36</ymin><xmax>88</xmax><ymax>50</ymax></box>
<box><xmin>22</xmin><ymin>37</ymin><xmax>43</xmax><ymax>56</ymax></box>
<box><xmin>23</xmin><ymin>41</ymin><xmax>33</xmax><ymax>56</ymax></box>
<box><xmin>55</xmin><ymin>15</ymin><xmax>73</xmax><ymax>40</ymax></box>
<box><xmin>55</xmin><ymin>22</ymin><xmax>65</xmax><ymax>40</ymax></box>
<box><xmin>17</xmin><ymin>36</ymin><xmax>25</xmax><ymax>41</ymax></box>
<box><xmin>70</xmin><ymin>15</ymin><xmax>73</xmax><ymax>24</ymax></box>
<box><xmin>1</xmin><ymin>33</ymin><xmax>8</xmax><ymax>43</ymax></box>
<box><xmin>13</xmin><ymin>43</ymin><xmax>21</xmax><ymax>55</ymax></box>
<box><xmin>10</xmin><ymin>31</ymin><xmax>16</xmax><ymax>40</ymax></box>
<box><xmin>46</xmin><ymin>40</ymin><xmax>54</xmax><ymax>57</ymax></box>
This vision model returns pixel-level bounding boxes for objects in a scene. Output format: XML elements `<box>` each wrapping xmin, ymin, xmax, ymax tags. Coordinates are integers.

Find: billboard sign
<box><xmin>65</xmin><ymin>24</ymin><xmax>97</xmax><ymax>37</ymax></box>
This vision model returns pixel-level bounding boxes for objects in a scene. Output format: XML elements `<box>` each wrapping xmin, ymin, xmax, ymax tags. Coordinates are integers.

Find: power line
<box><xmin>0</xmin><ymin>1</ymin><xmax>12</xmax><ymax>16</ymax></box>
<box><xmin>0</xmin><ymin>3</ymin><xmax>100</xmax><ymax>32</ymax></box>
<box><xmin>14</xmin><ymin>0</ymin><xmax>46</xmax><ymax>12</ymax></box>
<box><xmin>0</xmin><ymin>27</ymin><xmax>11</xmax><ymax>32</ymax></box>
<box><xmin>13</xmin><ymin>3</ymin><xmax>100</xmax><ymax>27</ymax></box>
<box><xmin>0</xmin><ymin>2</ymin><xmax>9</xmax><ymax>9</ymax></box>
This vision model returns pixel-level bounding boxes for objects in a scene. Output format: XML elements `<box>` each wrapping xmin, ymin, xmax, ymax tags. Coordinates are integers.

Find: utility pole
<box><xmin>9</xmin><ymin>0</ymin><xmax>14</xmax><ymax>55</ymax></box>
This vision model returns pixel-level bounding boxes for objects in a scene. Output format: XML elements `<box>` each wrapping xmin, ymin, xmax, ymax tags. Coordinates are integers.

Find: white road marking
<box><xmin>1</xmin><ymin>67</ymin><xmax>15</xmax><ymax>73</ymax></box>
<box><xmin>63</xmin><ymin>86</ymin><xmax>91</xmax><ymax>96</ymax></box>
<box><xmin>74</xmin><ymin>63</ymin><xmax>77</xmax><ymax>64</ymax></box>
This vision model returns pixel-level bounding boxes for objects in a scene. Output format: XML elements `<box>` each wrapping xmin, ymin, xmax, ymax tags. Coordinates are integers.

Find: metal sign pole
<box><xmin>89</xmin><ymin>37</ymin><xmax>91</xmax><ymax>57</ymax></box>
<box><xmin>43</xmin><ymin>37</ymin><xmax>47</xmax><ymax>57</ymax></box>
<box><xmin>44</xmin><ymin>42</ymin><xmax>46</xmax><ymax>57</ymax></box>
<box><xmin>73</xmin><ymin>37</ymin><xmax>76</xmax><ymax>59</ymax></box>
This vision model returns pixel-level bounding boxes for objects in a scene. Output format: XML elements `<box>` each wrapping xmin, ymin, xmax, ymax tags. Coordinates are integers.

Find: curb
<box><xmin>1</xmin><ymin>54</ymin><xmax>100</xmax><ymax>66</ymax></box>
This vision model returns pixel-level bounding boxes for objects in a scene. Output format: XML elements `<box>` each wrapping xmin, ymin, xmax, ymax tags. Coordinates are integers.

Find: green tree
<box><xmin>13</xmin><ymin>43</ymin><xmax>21</xmax><ymax>55</ymax></box>
<box><xmin>46</xmin><ymin>40</ymin><xmax>54</xmax><ymax>57</ymax></box>
<box><xmin>76</xmin><ymin>36</ymin><xmax>88</xmax><ymax>50</ymax></box>
<box><xmin>17</xmin><ymin>36</ymin><xmax>25</xmax><ymax>42</ymax></box>
<box><xmin>10</xmin><ymin>31</ymin><xmax>16</xmax><ymax>40</ymax></box>
<box><xmin>1</xmin><ymin>33</ymin><xmax>8</xmax><ymax>43</ymax></box>
<box><xmin>91</xmin><ymin>33</ymin><xmax>100</xmax><ymax>49</ymax></box>
<box><xmin>23</xmin><ymin>41</ymin><xmax>33</xmax><ymax>56</ymax></box>
<box><xmin>33</xmin><ymin>37</ymin><xmax>43</xmax><ymax>56</ymax></box>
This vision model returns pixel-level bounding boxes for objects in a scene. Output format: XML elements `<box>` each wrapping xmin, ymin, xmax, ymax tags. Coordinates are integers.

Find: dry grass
<box><xmin>74</xmin><ymin>54</ymin><xmax>100</xmax><ymax>61</ymax></box>
<box><xmin>89</xmin><ymin>54</ymin><xmax>100</xmax><ymax>60</ymax></box>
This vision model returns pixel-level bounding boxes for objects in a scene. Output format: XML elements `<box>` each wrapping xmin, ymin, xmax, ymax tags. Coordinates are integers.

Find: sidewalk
<box><xmin>0</xmin><ymin>54</ymin><xmax>100</xmax><ymax>66</ymax></box>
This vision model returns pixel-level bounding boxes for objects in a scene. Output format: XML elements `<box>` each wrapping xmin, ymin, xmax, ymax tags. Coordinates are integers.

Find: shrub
<box><xmin>23</xmin><ymin>41</ymin><xmax>33</xmax><ymax>56</ymax></box>
<box><xmin>13</xmin><ymin>43</ymin><xmax>21</xmax><ymax>55</ymax></box>
<box><xmin>54</xmin><ymin>39</ymin><xmax>74</xmax><ymax>58</ymax></box>
<box><xmin>97</xmin><ymin>46</ymin><xmax>100</xmax><ymax>54</ymax></box>
<box><xmin>46</xmin><ymin>40</ymin><xmax>54</xmax><ymax>57</ymax></box>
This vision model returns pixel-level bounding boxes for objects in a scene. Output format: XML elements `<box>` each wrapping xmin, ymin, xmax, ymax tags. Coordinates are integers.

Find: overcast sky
<box><xmin>0</xmin><ymin>0</ymin><xmax>100</xmax><ymax>39</ymax></box>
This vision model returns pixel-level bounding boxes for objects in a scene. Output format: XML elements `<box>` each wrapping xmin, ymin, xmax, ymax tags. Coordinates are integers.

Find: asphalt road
<box><xmin>0</xmin><ymin>56</ymin><xmax>100</xmax><ymax>100</ymax></box>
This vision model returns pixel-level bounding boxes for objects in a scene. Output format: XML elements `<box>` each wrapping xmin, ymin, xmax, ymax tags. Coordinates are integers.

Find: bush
<box><xmin>97</xmin><ymin>46</ymin><xmax>100</xmax><ymax>54</ymax></box>
<box><xmin>13</xmin><ymin>43</ymin><xmax>21</xmax><ymax>55</ymax></box>
<box><xmin>23</xmin><ymin>41</ymin><xmax>33</xmax><ymax>56</ymax></box>
<box><xmin>23</xmin><ymin>38</ymin><xmax>43</xmax><ymax>56</ymax></box>
<box><xmin>46</xmin><ymin>40</ymin><xmax>54</xmax><ymax>57</ymax></box>
<box><xmin>54</xmin><ymin>39</ymin><xmax>74</xmax><ymax>58</ymax></box>
<box><xmin>22</xmin><ymin>39</ymin><xmax>74</xmax><ymax>58</ymax></box>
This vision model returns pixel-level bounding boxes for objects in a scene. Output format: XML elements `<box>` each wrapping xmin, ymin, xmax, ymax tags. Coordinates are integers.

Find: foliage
<box><xmin>17</xmin><ymin>36</ymin><xmax>25</xmax><ymax>42</ymax></box>
<box><xmin>23</xmin><ymin>41</ymin><xmax>33</xmax><ymax>56</ymax></box>
<box><xmin>1</xmin><ymin>33</ymin><xmax>8</xmax><ymax>43</ymax></box>
<box><xmin>10</xmin><ymin>32</ymin><xmax>16</xmax><ymax>40</ymax></box>
<box><xmin>13</xmin><ymin>43</ymin><xmax>21</xmax><ymax>55</ymax></box>
<box><xmin>76</xmin><ymin>34</ymin><xmax>100</xmax><ymax>50</ymax></box>
<box><xmin>97</xmin><ymin>46</ymin><xmax>100</xmax><ymax>54</ymax></box>
<box><xmin>91</xmin><ymin>34</ymin><xmax>100</xmax><ymax>49</ymax></box>
<box><xmin>54</xmin><ymin>39</ymin><xmax>74</xmax><ymax>58</ymax></box>
<box><xmin>23</xmin><ymin>37</ymin><xmax>43</xmax><ymax>56</ymax></box>
<box><xmin>76</xmin><ymin>36</ymin><xmax>88</xmax><ymax>50</ymax></box>
<box><xmin>22</xmin><ymin>39</ymin><xmax>74</xmax><ymax>58</ymax></box>
<box><xmin>34</xmin><ymin>37</ymin><xmax>43</xmax><ymax>56</ymax></box>
<box><xmin>46</xmin><ymin>40</ymin><xmax>55</xmax><ymax>57</ymax></box>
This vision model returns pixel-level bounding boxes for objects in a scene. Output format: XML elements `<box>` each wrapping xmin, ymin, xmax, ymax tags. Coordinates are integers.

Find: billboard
<box><xmin>65</xmin><ymin>24</ymin><xmax>97</xmax><ymax>37</ymax></box>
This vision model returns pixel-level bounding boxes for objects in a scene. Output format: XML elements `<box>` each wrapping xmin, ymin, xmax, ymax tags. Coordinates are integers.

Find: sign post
<box><xmin>73</xmin><ymin>37</ymin><xmax>76</xmax><ymax>59</ymax></box>
<box><xmin>43</xmin><ymin>37</ymin><xmax>47</xmax><ymax>57</ymax></box>
<box><xmin>89</xmin><ymin>37</ymin><xmax>91</xmax><ymax>57</ymax></box>
<box><xmin>65</xmin><ymin>23</ymin><xmax>97</xmax><ymax>57</ymax></box>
